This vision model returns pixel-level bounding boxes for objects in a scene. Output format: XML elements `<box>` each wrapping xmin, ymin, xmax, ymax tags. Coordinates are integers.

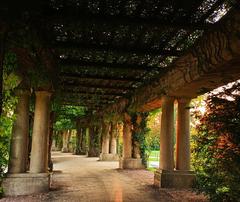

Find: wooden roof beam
<box><xmin>61</xmin><ymin>98</ymin><xmax>112</xmax><ymax>105</ymax></box>
<box><xmin>59</xmin><ymin>58</ymin><xmax>161</xmax><ymax>71</ymax></box>
<box><xmin>60</xmin><ymin>89</ymin><xmax>125</xmax><ymax>97</ymax></box>
<box><xmin>61</xmin><ymin>95</ymin><xmax>116</xmax><ymax>101</ymax></box>
<box><xmin>48</xmin><ymin>13</ymin><xmax>209</xmax><ymax>31</ymax></box>
<box><xmin>59</xmin><ymin>72</ymin><xmax>142</xmax><ymax>82</ymax></box>
<box><xmin>53</xmin><ymin>41</ymin><xmax>182</xmax><ymax>57</ymax></box>
<box><xmin>62</xmin><ymin>82</ymin><xmax>134</xmax><ymax>91</ymax></box>
<box><xmin>61</xmin><ymin>102</ymin><xmax>105</xmax><ymax>109</ymax></box>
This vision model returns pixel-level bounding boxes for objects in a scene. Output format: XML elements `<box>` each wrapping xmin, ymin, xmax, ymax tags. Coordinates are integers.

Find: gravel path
<box><xmin>0</xmin><ymin>152</ymin><xmax>208</xmax><ymax>202</ymax></box>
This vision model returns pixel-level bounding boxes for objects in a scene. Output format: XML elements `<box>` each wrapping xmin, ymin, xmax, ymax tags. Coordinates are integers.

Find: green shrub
<box><xmin>192</xmin><ymin>82</ymin><xmax>240</xmax><ymax>201</ymax></box>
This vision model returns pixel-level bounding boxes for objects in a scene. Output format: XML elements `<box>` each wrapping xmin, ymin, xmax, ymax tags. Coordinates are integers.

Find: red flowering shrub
<box><xmin>192</xmin><ymin>82</ymin><xmax>240</xmax><ymax>201</ymax></box>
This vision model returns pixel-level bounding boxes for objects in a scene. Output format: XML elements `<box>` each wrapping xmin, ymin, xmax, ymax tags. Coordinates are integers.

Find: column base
<box><xmin>2</xmin><ymin>173</ymin><xmax>50</xmax><ymax>196</ymax></box>
<box><xmin>154</xmin><ymin>169</ymin><xmax>195</xmax><ymax>189</ymax></box>
<box><xmin>119</xmin><ymin>158</ymin><xmax>145</xmax><ymax>169</ymax></box>
<box><xmin>99</xmin><ymin>153</ymin><xmax>119</xmax><ymax>161</ymax></box>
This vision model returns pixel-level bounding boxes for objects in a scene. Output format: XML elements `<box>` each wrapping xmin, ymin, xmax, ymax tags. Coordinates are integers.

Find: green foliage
<box><xmin>192</xmin><ymin>82</ymin><xmax>240</xmax><ymax>202</ymax></box>
<box><xmin>0</xmin><ymin>52</ymin><xmax>19</xmax><ymax>178</ymax></box>
<box><xmin>53</xmin><ymin>105</ymin><xmax>85</xmax><ymax>131</ymax></box>
<box><xmin>131</xmin><ymin>112</ymin><xmax>150</xmax><ymax>166</ymax></box>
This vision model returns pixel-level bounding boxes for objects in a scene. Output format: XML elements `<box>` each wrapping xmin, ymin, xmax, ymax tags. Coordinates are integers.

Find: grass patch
<box><xmin>147</xmin><ymin>167</ymin><xmax>157</xmax><ymax>172</ymax></box>
<box><xmin>148</xmin><ymin>157</ymin><xmax>158</xmax><ymax>161</ymax></box>
<box><xmin>147</xmin><ymin>150</ymin><xmax>160</xmax><ymax>169</ymax></box>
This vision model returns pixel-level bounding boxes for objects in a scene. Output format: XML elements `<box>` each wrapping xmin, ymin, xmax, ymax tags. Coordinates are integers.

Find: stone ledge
<box><xmin>154</xmin><ymin>169</ymin><xmax>196</xmax><ymax>189</ymax></box>
<box><xmin>99</xmin><ymin>153</ymin><xmax>119</xmax><ymax>161</ymax></box>
<box><xmin>119</xmin><ymin>158</ymin><xmax>145</xmax><ymax>169</ymax></box>
<box><xmin>2</xmin><ymin>173</ymin><xmax>50</xmax><ymax>196</ymax></box>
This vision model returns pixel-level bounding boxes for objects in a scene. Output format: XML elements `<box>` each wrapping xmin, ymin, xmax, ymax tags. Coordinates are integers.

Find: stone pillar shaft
<box><xmin>81</xmin><ymin>128</ymin><xmax>87</xmax><ymax>153</ymax></box>
<box><xmin>101</xmin><ymin>122</ymin><xmax>110</xmax><ymax>154</ymax></box>
<box><xmin>75</xmin><ymin>125</ymin><xmax>82</xmax><ymax>154</ymax></box>
<box><xmin>62</xmin><ymin>130</ymin><xmax>71</xmax><ymax>152</ymax></box>
<box><xmin>110</xmin><ymin>122</ymin><xmax>118</xmax><ymax>155</ymax></box>
<box><xmin>8</xmin><ymin>90</ymin><xmax>30</xmax><ymax>173</ymax></box>
<box><xmin>123</xmin><ymin>113</ymin><xmax>132</xmax><ymax>159</ymax></box>
<box><xmin>176</xmin><ymin>98</ymin><xmax>191</xmax><ymax>170</ymax></box>
<box><xmin>160</xmin><ymin>96</ymin><xmax>175</xmax><ymax>170</ymax></box>
<box><xmin>30</xmin><ymin>91</ymin><xmax>51</xmax><ymax>173</ymax></box>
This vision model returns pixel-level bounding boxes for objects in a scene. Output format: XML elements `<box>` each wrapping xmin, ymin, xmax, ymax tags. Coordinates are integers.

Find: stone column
<box><xmin>120</xmin><ymin>113</ymin><xmax>144</xmax><ymax>169</ymax></box>
<box><xmin>62</xmin><ymin>130</ymin><xmax>70</xmax><ymax>152</ymax></box>
<box><xmin>99</xmin><ymin>122</ymin><xmax>111</xmax><ymax>160</ymax></box>
<box><xmin>81</xmin><ymin>127</ymin><xmax>87</xmax><ymax>154</ymax></box>
<box><xmin>101</xmin><ymin>122</ymin><xmax>110</xmax><ymax>154</ymax></box>
<box><xmin>159</xmin><ymin>96</ymin><xmax>175</xmax><ymax>170</ymax></box>
<box><xmin>154</xmin><ymin>96</ymin><xmax>195</xmax><ymax>188</ymax></box>
<box><xmin>122</xmin><ymin>113</ymin><xmax>132</xmax><ymax>159</ymax></box>
<box><xmin>30</xmin><ymin>91</ymin><xmax>51</xmax><ymax>173</ymax></box>
<box><xmin>8</xmin><ymin>89</ymin><xmax>30</xmax><ymax>173</ymax></box>
<box><xmin>88</xmin><ymin>125</ymin><xmax>100</xmax><ymax>157</ymax></box>
<box><xmin>110</xmin><ymin>122</ymin><xmax>118</xmax><ymax>155</ymax></box>
<box><xmin>75</xmin><ymin>125</ymin><xmax>82</xmax><ymax>155</ymax></box>
<box><xmin>132</xmin><ymin>114</ymin><xmax>142</xmax><ymax>159</ymax></box>
<box><xmin>176</xmin><ymin>98</ymin><xmax>191</xmax><ymax>170</ymax></box>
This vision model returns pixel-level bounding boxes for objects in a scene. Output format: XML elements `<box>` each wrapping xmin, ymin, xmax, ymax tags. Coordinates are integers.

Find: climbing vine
<box><xmin>0</xmin><ymin>52</ymin><xmax>20</xmax><ymax>187</ymax></box>
<box><xmin>131</xmin><ymin>112</ymin><xmax>150</xmax><ymax>166</ymax></box>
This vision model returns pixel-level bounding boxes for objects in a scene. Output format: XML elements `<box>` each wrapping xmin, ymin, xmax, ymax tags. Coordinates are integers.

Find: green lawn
<box><xmin>147</xmin><ymin>150</ymin><xmax>160</xmax><ymax>171</ymax></box>
<box><xmin>148</xmin><ymin>150</ymin><xmax>159</xmax><ymax>161</ymax></box>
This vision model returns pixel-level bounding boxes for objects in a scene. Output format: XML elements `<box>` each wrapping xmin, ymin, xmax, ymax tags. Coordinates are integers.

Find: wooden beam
<box><xmin>61</xmin><ymin>98</ymin><xmax>110</xmax><ymax>106</ymax></box>
<box><xmin>61</xmin><ymin>92</ymin><xmax>119</xmax><ymax>99</ymax></box>
<box><xmin>48</xmin><ymin>13</ymin><xmax>208</xmax><ymax>31</ymax></box>
<box><xmin>61</xmin><ymin>82</ymin><xmax>134</xmax><ymax>91</ymax></box>
<box><xmin>59</xmin><ymin>58</ymin><xmax>162</xmax><ymax>71</ymax></box>
<box><xmin>61</xmin><ymin>95</ymin><xmax>116</xmax><ymax>102</ymax></box>
<box><xmin>61</xmin><ymin>99</ymin><xmax>114</xmax><ymax>105</ymax></box>
<box><xmin>61</xmin><ymin>102</ymin><xmax>104</xmax><ymax>109</ymax></box>
<box><xmin>59</xmin><ymin>72</ymin><xmax>141</xmax><ymax>82</ymax></box>
<box><xmin>53</xmin><ymin>41</ymin><xmax>182</xmax><ymax>57</ymax></box>
<box><xmin>60</xmin><ymin>89</ymin><xmax>125</xmax><ymax>97</ymax></box>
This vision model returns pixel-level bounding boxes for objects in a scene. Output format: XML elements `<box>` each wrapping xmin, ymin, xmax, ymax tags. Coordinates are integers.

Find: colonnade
<box><xmin>4</xmin><ymin>93</ymin><xmax>194</xmax><ymax>196</ymax></box>
<box><xmin>3</xmin><ymin>89</ymin><xmax>52</xmax><ymax>195</ymax></box>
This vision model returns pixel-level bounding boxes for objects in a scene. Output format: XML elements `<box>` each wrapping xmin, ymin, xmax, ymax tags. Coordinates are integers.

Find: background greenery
<box><xmin>191</xmin><ymin>82</ymin><xmax>240</xmax><ymax>201</ymax></box>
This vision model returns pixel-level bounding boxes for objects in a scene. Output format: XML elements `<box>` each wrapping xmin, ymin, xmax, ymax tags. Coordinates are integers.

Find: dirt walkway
<box><xmin>0</xmin><ymin>152</ymin><xmax>208</xmax><ymax>202</ymax></box>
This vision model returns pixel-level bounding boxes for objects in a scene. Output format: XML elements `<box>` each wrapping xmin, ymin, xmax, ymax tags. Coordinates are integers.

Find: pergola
<box><xmin>1</xmin><ymin>0</ymin><xmax>240</xmax><ymax>197</ymax></box>
<box><xmin>1</xmin><ymin>0</ymin><xmax>235</xmax><ymax>111</ymax></box>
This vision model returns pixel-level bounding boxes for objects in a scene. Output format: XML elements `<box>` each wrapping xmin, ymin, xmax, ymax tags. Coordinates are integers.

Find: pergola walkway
<box><xmin>1</xmin><ymin>152</ymin><xmax>207</xmax><ymax>202</ymax></box>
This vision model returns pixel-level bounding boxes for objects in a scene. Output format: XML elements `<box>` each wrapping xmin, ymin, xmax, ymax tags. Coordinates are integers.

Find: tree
<box><xmin>52</xmin><ymin>105</ymin><xmax>85</xmax><ymax>150</ymax></box>
<box><xmin>192</xmin><ymin>81</ymin><xmax>240</xmax><ymax>201</ymax></box>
